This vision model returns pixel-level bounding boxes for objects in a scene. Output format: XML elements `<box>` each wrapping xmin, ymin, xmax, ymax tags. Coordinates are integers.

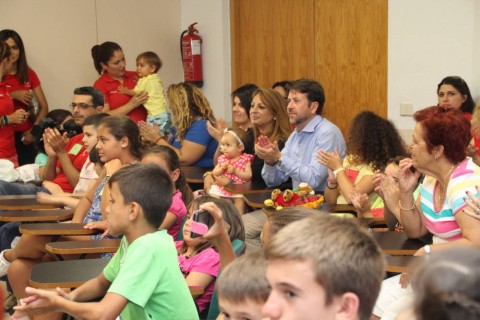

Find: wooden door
<box><xmin>231</xmin><ymin>0</ymin><xmax>388</xmax><ymax>135</ymax></box>
<box><xmin>230</xmin><ymin>0</ymin><xmax>315</xmax><ymax>89</ymax></box>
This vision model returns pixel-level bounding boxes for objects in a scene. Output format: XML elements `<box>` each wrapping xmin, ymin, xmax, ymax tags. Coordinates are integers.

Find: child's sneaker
<box><xmin>0</xmin><ymin>250</ymin><xmax>11</xmax><ymax>277</ymax></box>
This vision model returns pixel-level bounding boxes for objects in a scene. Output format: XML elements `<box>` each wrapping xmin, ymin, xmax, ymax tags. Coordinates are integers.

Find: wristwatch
<box><xmin>268</xmin><ymin>156</ymin><xmax>282</xmax><ymax>167</ymax></box>
<box><xmin>333</xmin><ymin>167</ymin><xmax>345</xmax><ymax>178</ymax></box>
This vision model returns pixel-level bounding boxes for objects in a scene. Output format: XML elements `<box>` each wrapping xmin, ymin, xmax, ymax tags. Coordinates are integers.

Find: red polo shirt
<box><xmin>53</xmin><ymin>133</ymin><xmax>88</xmax><ymax>192</ymax></box>
<box><xmin>93</xmin><ymin>71</ymin><xmax>147</xmax><ymax>122</ymax></box>
<box><xmin>4</xmin><ymin>68</ymin><xmax>41</xmax><ymax>132</ymax></box>
<box><xmin>0</xmin><ymin>82</ymin><xmax>15</xmax><ymax>160</ymax></box>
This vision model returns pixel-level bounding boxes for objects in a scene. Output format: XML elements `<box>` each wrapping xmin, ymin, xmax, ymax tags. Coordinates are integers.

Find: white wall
<box><xmin>0</xmin><ymin>0</ymin><xmax>182</xmax><ymax>110</ymax></box>
<box><xmin>2</xmin><ymin>0</ymin><xmax>478</xmax><ymax>133</ymax></box>
<box><xmin>388</xmin><ymin>0</ymin><xmax>480</xmax><ymax>140</ymax></box>
<box><xmin>180</xmin><ymin>0</ymin><xmax>232</xmax><ymax>122</ymax></box>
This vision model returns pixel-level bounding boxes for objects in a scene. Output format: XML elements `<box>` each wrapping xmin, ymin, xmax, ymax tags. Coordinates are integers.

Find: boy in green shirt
<box><xmin>15</xmin><ymin>164</ymin><xmax>198</xmax><ymax>320</ymax></box>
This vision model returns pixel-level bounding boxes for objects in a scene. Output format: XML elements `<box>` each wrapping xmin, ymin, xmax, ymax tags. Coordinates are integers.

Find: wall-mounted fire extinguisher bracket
<box><xmin>181</xmin><ymin>22</ymin><xmax>204</xmax><ymax>88</ymax></box>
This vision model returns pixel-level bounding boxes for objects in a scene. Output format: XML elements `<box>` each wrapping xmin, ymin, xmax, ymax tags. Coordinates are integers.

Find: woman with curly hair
<box><xmin>140</xmin><ymin>82</ymin><xmax>218</xmax><ymax>167</ymax></box>
<box><xmin>317</xmin><ymin>111</ymin><xmax>408</xmax><ymax>211</ymax></box>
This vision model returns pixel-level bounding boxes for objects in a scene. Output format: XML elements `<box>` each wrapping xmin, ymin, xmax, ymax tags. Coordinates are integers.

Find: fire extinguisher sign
<box><xmin>191</xmin><ymin>40</ymin><xmax>201</xmax><ymax>55</ymax></box>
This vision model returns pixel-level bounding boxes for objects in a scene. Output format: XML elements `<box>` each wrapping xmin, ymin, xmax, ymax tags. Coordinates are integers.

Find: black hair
<box><xmin>142</xmin><ymin>145</ymin><xmax>193</xmax><ymax>208</ymax></box>
<box><xmin>91</xmin><ymin>41</ymin><xmax>123</xmax><ymax>75</ymax></box>
<box><xmin>99</xmin><ymin>116</ymin><xmax>144</xmax><ymax>159</ymax></box>
<box><xmin>73</xmin><ymin>86</ymin><xmax>104</xmax><ymax>107</ymax></box>
<box><xmin>437</xmin><ymin>76</ymin><xmax>475</xmax><ymax>114</ymax></box>
<box><xmin>108</xmin><ymin>164</ymin><xmax>173</xmax><ymax>228</ymax></box>
<box><xmin>289</xmin><ymin>78</ymin><xmax>326</xmax><ymax>115</ymax></box>
<box><xmin>0</xmin><ymin>29</ymin><xmax>28</xmax><ymax>83</ymax></box>
<box><xmin>231</xmin><ymin>83</ymin><xmax>259</xmax><ymax>116</ymax></box>
<box><xmin>83</xmin><ymin>113</ymin><xmax>110</xmax><ymax>128</ymax></box>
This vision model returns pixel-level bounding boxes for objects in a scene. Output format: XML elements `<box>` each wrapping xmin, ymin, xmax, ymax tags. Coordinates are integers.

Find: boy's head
<box><xmin>217</xmin><ymin>250</ymin><xmax>270</xmax><ymax>320</ymax></box>
<box><xmin>136</xmin><ymin>51</ymin><xmax>162</xmax><ymax>77</ymax></box>
<box><xmin>82</xmin><ymin>113</ymin><xmax>110</xmax><ymax>152</ymax></box>
<box><xmin>107</xmin><ymin>164</ymin><xmax>173</xmax><ymax>234</ymax></box>
<box><xmin>263</xmin><ymin>214</ymin><xmax>385</xmax><ymax>320</ymax></box>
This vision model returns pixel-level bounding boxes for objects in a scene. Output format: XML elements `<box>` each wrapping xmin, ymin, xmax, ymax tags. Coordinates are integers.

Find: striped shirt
<box><xmin>420</xmin><ymin>158</ymin><xmax>480</xmax><ymax>241</ymax></box>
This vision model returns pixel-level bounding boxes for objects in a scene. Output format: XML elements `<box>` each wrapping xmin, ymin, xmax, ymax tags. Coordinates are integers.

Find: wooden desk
<box><xmin>0</xmin><ymin>209</ymin><xmax>74</xmax><ymax>222</ymax></box>
<box><xmin>371</xmin><ymin>232</ymin><xmax>428</xmax><ymax>255</ymax></box>
<box><xmin>20</xmin><ymin>223</ymin><xmax>99</xmax><ymax>236</ymax></box>
<box><xmin>243</xmin><ymin>191</ymin><xmax>271</xmax><ymax>208</ymax></box>
<box><xmin>30</xmin><ymin>258</ymin><xmax>205</xmax><ymax>296</ymax></box>
<box><xmin>47</xmin><ymin>239</ymin><xmax>121</xmax><ymax>256</ymax></box>
<box><xmin>0</xmin><ymin>195</ymin><xmax>59</xmax><ymax>210</ymax></box>
<box><xmin>385</xmin><ymin>255</ymin><xmax>423</xmax><ymax>273</ymax></box>
<box><xmin>30</xmin><ymin>258</ymin><xmax>109</xmax><ymax>289</ymax></box>
<box><xmin>224</xmin><ymin>182</ymin><xmax>273</xmax><ymax>195</ymax></box>
<box><xmin>181</xmin><ymin>166</ymin><xmax>213</xmax><ymax>184</ymax></box>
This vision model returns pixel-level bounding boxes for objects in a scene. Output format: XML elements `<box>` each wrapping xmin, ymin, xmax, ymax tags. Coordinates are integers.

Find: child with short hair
<box><xmin>209</xmin><ymin>128</ymin><xmax>254</xmax><ymax>214</ymax></box>
<box><xmin>217</xmin><ymin>250</ymin><xmax>270</xmax><ymax>320</ymax></box>
<box><xmin>14</xmin><ymin>164</ymin><xmax>199</xmax><ymax>320</ymax></box>
<box><xmin>119</xmin><ymin>51</ymin><xmax>172</xmax><ymax>136</ymax></box>
<box><xmin>263</xmin><ymin>214</ymin><xmax>385</xmax><ymax>320</ymax></box>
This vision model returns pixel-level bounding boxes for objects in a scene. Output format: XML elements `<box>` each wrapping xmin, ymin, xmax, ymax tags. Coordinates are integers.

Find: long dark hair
<box><xmin>0</xmin><ymin>29</ymin><xmax>28</xmax><ymax>83</ymax></box>
<box><xmin>99</xmin><ymin>116</ymin><xmax>143</xmax><ymax>159</ymax></box>
<box><xmin>346</xmin><ymin>111</ymin><xmax>408</xmax><ymax>171</ymax></box>
<box><xmin>142</xmin><ymin>145</ymin><xmax>193</xmax><ymax>208</ymax></box>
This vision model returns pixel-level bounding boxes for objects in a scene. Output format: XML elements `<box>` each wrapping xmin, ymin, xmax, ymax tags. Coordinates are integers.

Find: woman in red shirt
<box><xmin>0</xmin><ymin>29</ymin><xmax>49</xmax><ymax>166</ymax></box>
<box><xmin>91</xmin><ymin>41</ymin><xmax>147</xmax><ymax>122</ymax></box>
<box><xmin>0</xmin><ymin>41</ymin><xmax>28</xmax><ymax>167</ymax></box>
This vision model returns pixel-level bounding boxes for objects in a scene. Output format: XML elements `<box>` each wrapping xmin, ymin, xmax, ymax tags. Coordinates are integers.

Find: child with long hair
<box><xmin>176</xmin><ymin>196</ymin><xmax>244</xmax><ymax>314</ymax></box>
<box><xmin>317</xmin><ymin>111</ymin><xmax>407</xmax><ymax>215</ymax></box>
<box><xmin>141</xmin><ymin>145</ymin><xmax>193</xmax><ymax>239</ymax></box>
<box><xmin>209</xmin><ymin>128</ymin><xmax>254</xmax><ymax>214</ymax></box>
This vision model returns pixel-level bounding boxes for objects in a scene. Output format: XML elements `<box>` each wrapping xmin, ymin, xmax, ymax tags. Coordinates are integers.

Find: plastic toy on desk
<box><xmin>263</xmin><ymin>182</ymin><xmax>324</xmax><ymax>215</ymax></box>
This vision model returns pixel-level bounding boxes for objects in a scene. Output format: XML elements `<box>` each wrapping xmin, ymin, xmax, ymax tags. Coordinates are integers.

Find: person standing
<box><xmin>0</xmin><ymin>29</ymin><xmax>49</xmax><ymax>166</ymax></box>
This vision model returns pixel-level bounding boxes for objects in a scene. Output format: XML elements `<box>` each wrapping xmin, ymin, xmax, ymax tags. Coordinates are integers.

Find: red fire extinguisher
<box><xmin>181</xmin><ymin>22</ymin><xmax>204</xmax><ymax>88</ymax></box>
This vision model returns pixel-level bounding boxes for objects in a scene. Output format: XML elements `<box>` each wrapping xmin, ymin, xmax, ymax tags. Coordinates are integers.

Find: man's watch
<box><xmin>267</xmin><ymin>156</ymin><xmax>282</xmax><ymax>167</ymax></box>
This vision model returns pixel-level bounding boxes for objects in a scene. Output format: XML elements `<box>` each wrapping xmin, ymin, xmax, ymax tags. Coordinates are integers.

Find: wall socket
<box><xmin>400</xmin><ymin>102</ymin><xmax>414</xmax><ymax>116</ymax></box>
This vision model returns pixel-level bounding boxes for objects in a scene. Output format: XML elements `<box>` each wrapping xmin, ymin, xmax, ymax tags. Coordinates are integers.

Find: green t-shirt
<box><xmin>103</xmin><ymin>230</ymin><xmax>198</xmax><ymax>320</ymax></box>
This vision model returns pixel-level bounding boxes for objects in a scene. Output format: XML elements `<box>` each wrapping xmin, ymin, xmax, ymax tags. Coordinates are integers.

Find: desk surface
<box><xmin>372</xmin><ymin>231</ymin><xmax>427</xmax><ymax>255</ymax></box>
<box><xmin>30</xmin><ymin>258</ymin><xmax>204</xmax><ymax>296</ymax></box>
<box><xmin>181</xmin><ymin>166</ymin><xmax>212</xmax><ymax>184</ymax></box>
<box><xmin>20</xmin><ymin>223</ymin><xmax>99</xmax><ymax>236</ymax></box>
<box><xmin>0</xmin><ymin>195</ymin><xmax>59</xmax><ymax>210</ymax></box>
<box><xmin>224</xmin><ymin>182</ymin><xmax>273</xmax><ymax>195</ymax></box>
<box><xmin>30</xmin><ymin>258</ymin><xmax>109</xmax><ymax>289</ymax></box>
<box><xmin>0</xmin><ymin>209</ymin><xmax>74</xmax><ymax>222</ymax></box>
<box><xmin>47</xmin><ymin>239</ymin><xmax>121</xmax><ymax>255</ymax></box>
<box><xmin>385</xmin><ymin>255</ymin><xmax>423</xmax><ymax>273</ymax></box>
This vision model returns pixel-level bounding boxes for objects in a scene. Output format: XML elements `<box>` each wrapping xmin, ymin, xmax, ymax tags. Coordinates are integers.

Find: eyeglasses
<box><xmin>69</xmin><ymin>103</ymin><xmax>97</xmax><ymax>110</ymax></box>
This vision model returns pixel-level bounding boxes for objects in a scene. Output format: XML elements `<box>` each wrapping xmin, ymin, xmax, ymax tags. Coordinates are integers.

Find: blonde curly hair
<box><xmin>167</xmin><ymin>82</ymin><xmax>216</xmax><ymax>141</ymax></box>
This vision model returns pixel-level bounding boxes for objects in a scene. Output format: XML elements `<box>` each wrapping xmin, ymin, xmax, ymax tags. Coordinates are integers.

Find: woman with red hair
<box><xmin>373</xmin><ymin>106</ymin><xmax>480</xmax><ymax>320</ymax></box>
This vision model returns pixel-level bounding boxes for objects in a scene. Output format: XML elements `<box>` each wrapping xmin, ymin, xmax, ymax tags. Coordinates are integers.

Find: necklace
<box><xmin>436</xmin><ymin>164</ymin><xmax>456</xmax><ymax>206</ymax></box>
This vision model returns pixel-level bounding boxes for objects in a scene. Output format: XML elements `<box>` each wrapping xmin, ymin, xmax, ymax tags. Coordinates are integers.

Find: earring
<box><xmin>274</xmin><ymin>117</ymin><xmax>277</xmax><ymax>120</ymax></box>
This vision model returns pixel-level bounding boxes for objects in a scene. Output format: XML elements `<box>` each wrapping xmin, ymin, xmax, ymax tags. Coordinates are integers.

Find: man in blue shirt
<box><xmin>243</xmin><ymin>79</ymin><xmax>346</xmax><ymax>252</ymax></box>
<box><xmin>256</xmin><ymin>78</ymin><xmax>345</xmax><ymax>192</ymax></box>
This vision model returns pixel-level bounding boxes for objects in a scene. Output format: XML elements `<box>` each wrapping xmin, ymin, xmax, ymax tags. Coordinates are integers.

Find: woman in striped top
<box><xmin>373</xmin><ymin>106</ymin><xmax>480</xmax><ymax>320</ymax></box>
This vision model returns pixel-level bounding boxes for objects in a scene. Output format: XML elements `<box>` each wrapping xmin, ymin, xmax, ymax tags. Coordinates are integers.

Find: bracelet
<box><xmin>398</xmin><ymin>199</ymin><xmax>416</xmax><ymax>211</ymax></box>
<box><xmin>155</xmin><ymin>136</ymin><xmax>163</xmax><ymax>144</ymax></box>
<box><xmin>423</xmin><ymin>244</ymin><xmax>431</xmax><ymax>256</ymax></box>
<box><xmin>203</xmin><ymin>171</ymin><xmax>213</xmax><ymax>179</ymax></box>
<box><xmin>333</xmin><ymin>167</ymin><xmax>345</xmax><ymax>178</ymax></box>
<box><xmin>327</xmin><ymin>182</ymin><xmax>338</xmax><ymax>189</ymax></box>
<box><xmin>3</xmin><ymin>115</ymin><xmax>9</xmax><ymax>125</ymax></box>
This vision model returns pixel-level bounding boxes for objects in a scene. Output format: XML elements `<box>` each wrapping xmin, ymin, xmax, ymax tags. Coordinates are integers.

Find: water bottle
<box><xmin>27</xmin><ymin>89</ymin><xmax>39</xmax><ymax>122</ymax></box>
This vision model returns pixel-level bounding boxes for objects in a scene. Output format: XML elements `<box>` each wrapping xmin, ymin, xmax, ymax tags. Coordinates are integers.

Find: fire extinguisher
<box><xmin>180</xmin><ymin>22</ymin><xmax>204</xmax><ymax>88</ymax></box>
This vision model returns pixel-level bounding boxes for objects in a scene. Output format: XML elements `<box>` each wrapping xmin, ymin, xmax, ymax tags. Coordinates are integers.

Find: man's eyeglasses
<box><xmin>69</xmin><ymin>103</ymin><xmax>97</xmax><ymax>110</ymax></box>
